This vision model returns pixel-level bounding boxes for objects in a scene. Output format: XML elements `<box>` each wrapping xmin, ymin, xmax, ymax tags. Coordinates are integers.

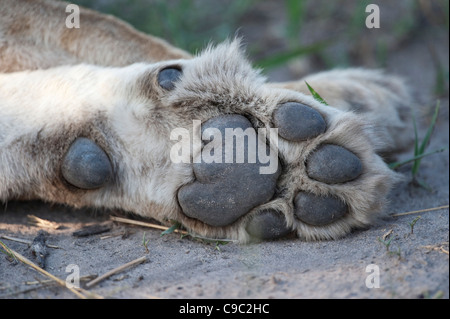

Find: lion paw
<box><xmin>152</xmin><ymin>40</ymin><xmax>400</xmax><ymax>242</ymax></box>
<box><xmin>4</xmin><ymin>39</ymin><xmax>399</xmax><ymax>243</ymax></box>
<box><xmin>169</xmin><ymin>71</ymin><xmax>397</xmax><ymax>242</ymax></box>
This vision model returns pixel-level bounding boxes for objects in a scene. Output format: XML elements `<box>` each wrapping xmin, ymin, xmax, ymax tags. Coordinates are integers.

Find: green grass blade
<box><xmin>285</xmin><ymin>0</ymin><xmax>305</xmax><ymax>44</ymax></box>
<box><xmin>414</xmin><ymin>177</ymin><xmax>433</xmax><ymax>191</ymax></box>
<box><xmin>412</xmin><ymin>101</ymin><xmax>441</xmax><ymax>176</ymax></box>
<box><xmin>0</xmin><ymin>240</ymin><xmax>17</xmax><ymax>262</ymax></box>
<box><xmin>255</xmin><ymin>40</ymin><xmax>330</xmax><ymax>70</ymax></box>
<box><xmin>305</xmin><ymin>81</ymin><xmax>329</xmax><ymax>105</ymax></box>
<box><xmin>419</xmin><ymin>100</ymin><xmax>441</xmax><ymax>154</ymax></box>
<box><xmin>388</xmin><ymin>147</ymin><xmax>447</xmax><ymax>170</ymax></box>
<box><xmin>411</xmin><ymin>114</ymin><xmax>420</xmax><ymax>175</ymax></box>
<box><xmin>160</xmin><ymin>221</ymin><xmax>182</xmax><ymax>237</ymax></box>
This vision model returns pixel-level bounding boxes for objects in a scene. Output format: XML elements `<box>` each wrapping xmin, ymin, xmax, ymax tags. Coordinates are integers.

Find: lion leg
<box><xmin>1</xmin><ymin>0</ymin><xmax>191</xmax><ymax>73</ymax></box>
<box><xmin>0</xmin><ymin>64</ymin><xmax>173</xmax><ymax>213</ymax></box>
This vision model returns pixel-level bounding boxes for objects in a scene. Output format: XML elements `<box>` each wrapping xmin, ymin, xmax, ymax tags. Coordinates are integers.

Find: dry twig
<box><xmin>110</xmin><ymin>216</ymin><xmax>189</xmax><ymax>235</ymax></box>
<box><xmin>0</xmin><ymin>235</ymin><xmax>59</xmax><ymax>249</ymax></box>
<box><xmin>421</xmin><ymin>242</ymin><xmax>449</xmax><ymax>255</ymax></box>
<box><xmin>392</xmin><ymin>205</ymin><xmax>449</xmax><ymax>217</ymax></box>
<box><xmin>27</xmin><ymin>215</ymin><xmax>61</xmax><ymax>230</ymax></box>
<box><xmin>0</xmin><ymin>241</ymin><xmax>102</xmax><ymax>299</ymax></box>
<box><xmin>86</xmin><ymin>256</ymin><xmax>147</xmax><ymax>288</ymax></box>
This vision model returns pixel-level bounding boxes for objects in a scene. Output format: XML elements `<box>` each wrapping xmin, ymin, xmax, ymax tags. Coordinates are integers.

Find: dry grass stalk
<box><xmin>0</xmin><ymin>241</ymin><xmax>101</xmax><ymax>299</ymax></box>
<box><xmin>86</xmin><ymin>256</ymin><xmax>147</xmax><ymax>288</ymax></box>
<box><xmin>27</xmin><ymin>214</ymin><xmax>61</xmax><ymax>229</ymax></box>
<box><xmin>421</xmin><ymin>242</ymin><xmax>449</xmax><ymax>255</ymax></box>
<box><xmin>392</xmin><ymin>205</ymin><xmax>449</xmax><ymax>217</ymax></box>
<box><xmin>0</xmin><ymin>234</ymin><xmax>59</xmax><ymax>249</ymax></box>
<box><xmin>110</xmin><ymin>216</ymin><xmax>189</xmax><ymax>235</ymax></box>
<box><xmin>26</xmin><ymin>274</ymin><xmax>97</xmax><ymax>286</ymax></box>
<box><xmin>381</xmin><ymin>229</ymin><xmax>393</xmax><ymax>241</ymax></box>
<box><xmin>100</xmin><ymin>231</ymin><xmax>127</xmax><ymax>240</ymax></box>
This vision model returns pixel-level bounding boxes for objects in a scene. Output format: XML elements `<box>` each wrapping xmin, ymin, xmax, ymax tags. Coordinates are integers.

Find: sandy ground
<box><xmin>0</xmin><ymin>1</ymin><xmax>448</xmax><ymax>299</ymax></box>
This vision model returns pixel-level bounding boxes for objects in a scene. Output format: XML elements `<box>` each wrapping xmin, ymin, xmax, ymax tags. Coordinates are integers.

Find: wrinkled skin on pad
<box><xmin>177</xmin><ymin>115</ymin><xmax>281</xmax><ymax>227</ymax></box>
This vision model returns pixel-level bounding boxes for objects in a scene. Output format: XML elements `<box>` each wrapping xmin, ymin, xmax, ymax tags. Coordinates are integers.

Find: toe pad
<box><xmin>294</xmin><ymin>192</ymin><xmax>347</xmax><ymax>226</ymax></box>
<box><xmin>246</xmin><ymin>210</ymin><xmax>291</xmax><ymax>240</ymax></box>
<box><xmin>306</xmin><ymin>144</ymin><xmax>362</xmax><ymax>184</ymax></box>
<box><xmin>157</xmin><ymin>67</ymin><xmax>182</xmax><ymax>91</ymax></box>
<box><xmin>273</xmin><ymin>102</ymin><xmax>327</xmax><ymax>141</ymax></box>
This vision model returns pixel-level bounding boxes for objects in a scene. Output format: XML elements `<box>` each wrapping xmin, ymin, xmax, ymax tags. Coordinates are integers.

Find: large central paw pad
<box><xmin>177</xmin><ymin>115</ymin><xmax>281</xmax><ymax>227</ymax></box>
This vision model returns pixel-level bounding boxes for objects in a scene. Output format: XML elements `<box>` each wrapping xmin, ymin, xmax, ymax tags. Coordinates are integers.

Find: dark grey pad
<box><xmin>157</xmin><ymin>67</ymin><xmax>182</xmax><ymax>91</ymax></box>
<box><xmin>306</xmin><ymin>144</ymin><xmax>362</xmax><ymax>184</ymax></box>
<box><xmin>246</xmin><ymin>210</ymin><xmax>291</xmax><ymax>240</ymax></box>
<box><xmin>61</xmin><ymin>137</ymin><xmax>112</xmax><ymax>189</ymax></box>
<box><xmin>273</xmin><ymin>102</ymin><xmax>327</xmax><ymax>141</ymax></box>
<box><xmin>177</xmin><ymin>115</ymin><xmax>281</xmax><ymax>227</ymax></box>
<box><xmin>294</xmin><ymin>192</ymin><xmax>347</xmax><ymax>226</ymax></box>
